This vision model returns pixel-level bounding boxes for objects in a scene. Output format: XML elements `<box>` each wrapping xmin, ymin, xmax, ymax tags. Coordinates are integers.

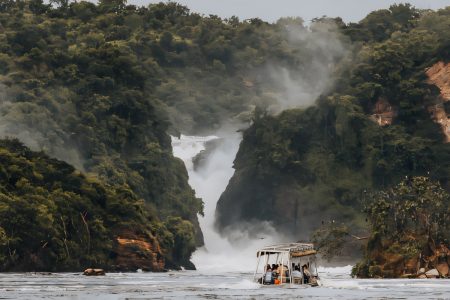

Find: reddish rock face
<box><xmin>427</xmin><ymin>61</ymin><xmax>450</xmax><ymax>101</ymax></box>
<box><xmin>112</xmin><ymin>231</ymin><xmax>165</xmax><ymax>272</ymax></box>
<box><xmin>360</xmin><ymin>238</ymin><xmax>450</xmax><ymax>278</ymax></box>
<box><xmin>370</xmin><ymin>97</ymin><xmax>396</xmax><ymax>126</ymax></box>
<box><xmin>426</xmin><ymin>62</ymin><xmax>450</xmax><ymax>142</ymax></box>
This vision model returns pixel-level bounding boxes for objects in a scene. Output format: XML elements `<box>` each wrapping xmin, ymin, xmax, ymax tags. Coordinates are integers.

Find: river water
<box><xmin>2</xmin><ymin>267</ymin><xmax>450</xmax><ymax>299</ymax></box>
<box><xmin>2</xmin><ymin>135</ymin><xmax>449</xmax><ymax>299</ymax></box>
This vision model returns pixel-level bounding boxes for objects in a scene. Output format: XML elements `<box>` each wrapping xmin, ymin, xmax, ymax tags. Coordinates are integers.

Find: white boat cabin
<box><xmin>254</xmin><ymin>242</ymin><xmax>320</xmax><ymax>286</ymax></box>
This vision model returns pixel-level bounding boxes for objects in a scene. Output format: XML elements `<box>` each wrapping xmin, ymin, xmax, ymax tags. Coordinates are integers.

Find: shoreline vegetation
<box><xmin>0</xmin><ymin>0</ymin><xmax>448</xmax><ymax>277</ymax></box>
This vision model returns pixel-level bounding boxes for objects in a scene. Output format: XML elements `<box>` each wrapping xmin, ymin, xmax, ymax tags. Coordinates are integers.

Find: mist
<box><xmin>249</xmin><ymin>19</ymin><xmax>350</xmax><ymax>115</ymax></box>
<box><xmin>0</xmin><ymin>83</ymin><xmax>85</xmax><ymax>171</ymax></box>
<box><xmin>170</xmin><ymin>19</ymin><xmax>351</xmax><ymax>270</ymax></box>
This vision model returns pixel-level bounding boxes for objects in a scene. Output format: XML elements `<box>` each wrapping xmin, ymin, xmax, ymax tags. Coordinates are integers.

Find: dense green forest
<box><xmin>0</xmin><ymin>0</ymin><xmax>353</xmax><ymax>271</ymax></box>
<box><xmin>216</xmin><ymin>4</ymin><xmax>450</xmax><ymax>250</ymax></box>
<box><xmin>0</xmin><ymin>138</ymin><xmax>163</xmax><ymax>271</ymax></box>
<box><xmin>0</xmin><ymin>0</ymin><xmax>449</xmax><ymax>273</ymax></box>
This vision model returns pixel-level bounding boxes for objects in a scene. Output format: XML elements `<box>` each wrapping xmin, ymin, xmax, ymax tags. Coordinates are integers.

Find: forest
<box><xmin>215</xmin><ymin>3</ymin><xmax>450</xmax><ymax>276</ymax></box>
<box><xmin>0</xmin><ymin>0</ymin><xmax>351</xmax><ymax>271</ymax></box>
<box><xmin>0</xmin><ymin>0</ymin><xmax>449</xmax><ymax>275</ymax></box>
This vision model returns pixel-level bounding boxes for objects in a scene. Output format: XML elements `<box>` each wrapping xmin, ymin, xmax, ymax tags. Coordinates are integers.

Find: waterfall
<box><xmin>172</xmin><ymin>131</ymin><xmax>281</xmax><ymax>273</ymax></box>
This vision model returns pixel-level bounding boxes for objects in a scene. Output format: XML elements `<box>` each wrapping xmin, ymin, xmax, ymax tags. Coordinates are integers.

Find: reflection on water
<box><xmin>1</xmin><ymin>267</ymin><xmax>450</xmax><ymax>300</ymax></box>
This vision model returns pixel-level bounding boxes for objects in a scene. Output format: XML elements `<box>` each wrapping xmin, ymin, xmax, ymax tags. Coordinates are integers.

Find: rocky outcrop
<box><xmin>428</xmin><ymin>103</ymin><xmax>449</xmax><ymax>142</ymax></box>
<box><xmin>426</xmin><ymin>62</ymin><xmax>450</xmax><ymax>142</ymax></box>
<box><xmin>352</xmin><ymin>177</ymin><xmax>450</xmax><ymax>278</ymax></box>
<box><xmin>355</xmin><ymin>239</ymin><xmax>450</xmax><ymax>278</ymax></box>
<box><xmin>370</xmin><ymin>97</ymin><xmax>396</xmax><ymax>126</ymax></box>
<box><xmin>83</xmin><ymin>268</ymin><xmax>105</xmax><ymax>276</ymax></box>
<box><xmin>111</xmin><ymin>231</ymin><xmax>165</xmax><ymax>272</ymax></box>
<box><xmin>426</xmin><ymin>62</ymin><xmax>450</xmax><ymax>100</ymax></box>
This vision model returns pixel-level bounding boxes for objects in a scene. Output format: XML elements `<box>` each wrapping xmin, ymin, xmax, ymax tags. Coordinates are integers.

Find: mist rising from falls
<box><xmin>172</xmin><ymin>131</ymin><xmax>282</xmax><ymax>272</ymax></box>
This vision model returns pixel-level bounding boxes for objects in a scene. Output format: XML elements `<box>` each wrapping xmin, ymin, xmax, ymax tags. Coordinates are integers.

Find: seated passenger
<box><xmin>276</xmin><ymin>264</ymin><xmax>282</xmax><ymax>275</ymax></box>
<box><xmin>302</xmin><ymin>264</ymin><xmax>311</xmax><ymax>284</ymax></box>
<box><xmin>264</xmin><ymin>266</ymin><xmax>273</xmax><ymax>284</ymax></box>
<box><xmin>272</xmin><ymin>264</ymin><xmax>279</xmax><ymax>277</ymax></box>
<box><xmin>283</xmin><ymin>265</ymin><xmax>291</xmax><ymax>283</ymax></box>
<box><xmin>292</xmin><ymin>266</ymin><xmax>303</xmax><ymax>284</ymax></box>
<box><xmin>284</xmin><ymin>265</ymin><xmax>289</xmax><ymax>277</ymax></box>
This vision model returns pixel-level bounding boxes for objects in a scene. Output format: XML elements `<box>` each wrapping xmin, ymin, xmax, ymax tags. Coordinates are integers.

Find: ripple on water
<box><xmin>2</xmin><ymin>271</ymin><xmax>450</xmax><ymax>299</ymax></box>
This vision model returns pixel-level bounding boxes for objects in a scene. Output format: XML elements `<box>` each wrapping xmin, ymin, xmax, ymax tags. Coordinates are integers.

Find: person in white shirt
<box><xmin>292</xmin><ymin>266</ymin><xmax>303</xmax><ymax>284</ymax></box>
<box><xmin>264</xmin><ymin>265</ymin><xmax>273</xmax><ymax>284</ymax></box>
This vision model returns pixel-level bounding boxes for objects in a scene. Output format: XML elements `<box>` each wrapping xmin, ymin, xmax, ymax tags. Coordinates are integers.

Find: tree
<box><xmin>98</xmin><ymin>0</ymin><xmax>126</xmax><ymax>13</ymax></box>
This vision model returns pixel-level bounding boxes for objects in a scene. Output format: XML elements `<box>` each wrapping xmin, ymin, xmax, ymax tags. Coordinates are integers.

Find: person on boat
<box><xmin>292</xmin><ymin>266</ymin><xmax>303</xmax><ymax>284</ymax></box>
<box><xmin>302</xmin><ymin>264</ymin><xmax>311</xmax><ymax>284</ymax></box>
<box><xmin>276</xmin><ymin>264</ymin><xmax>289</xmax><ymax>283</ymax></box>
<box><xmin>263</xmin><ymin>265</ymin><xmax>273</xmax><ymax>284</ymax></box>
<box><xmin>272</xmin><ymin>264</ymin><xmax>279</xmax><ymax>277</ymax></box>
<box><xmin>276</xmin><ymin>264</ymin><xmax>282</xmax><ymax>275</ymax></box>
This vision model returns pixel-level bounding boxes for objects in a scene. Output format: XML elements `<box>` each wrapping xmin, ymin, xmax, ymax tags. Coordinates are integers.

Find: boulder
<box><xmin>436</xmin><ymin>263</ymin><xmax>449</xmax><ymax>277</ymax></box>
<box><xmin>425</xmin><ymin>269</ymin><xmax>439</xmax><ymax>278</ymax></box>
<box><xmin>83</xmin><ymin>268</ymin><xmax>106</xmax><ymax>276</ymax></box>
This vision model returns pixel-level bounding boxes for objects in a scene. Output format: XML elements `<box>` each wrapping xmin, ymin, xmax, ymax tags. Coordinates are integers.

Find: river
<box><xmin>2</xmin><ymin>267</ymin><xmax>450</xmax><ymax>299</ymax></box>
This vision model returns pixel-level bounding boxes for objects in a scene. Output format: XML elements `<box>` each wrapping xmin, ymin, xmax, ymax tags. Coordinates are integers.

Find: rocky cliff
<box><xmin>215</xmin><ymin>6</ymin><xmax>450</xmax><ymax>250</ymax></box>
<box><xmin>426</xmin><ymin>62</ymin><xmax>450</xmax><ymax>142</ymax></box>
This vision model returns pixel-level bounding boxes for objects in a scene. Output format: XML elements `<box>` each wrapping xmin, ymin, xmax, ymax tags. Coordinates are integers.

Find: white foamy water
<box><xmin>171</xmin><ymin>133</ymin><xmax>283</xmax><ymax>273</ymax></box>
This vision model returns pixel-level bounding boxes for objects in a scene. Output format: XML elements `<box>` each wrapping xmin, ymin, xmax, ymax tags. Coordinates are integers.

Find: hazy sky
<box><xmin>129</xmin><ymin>0</ymin><xmax>450</xmax><ymax>23</ymax></box>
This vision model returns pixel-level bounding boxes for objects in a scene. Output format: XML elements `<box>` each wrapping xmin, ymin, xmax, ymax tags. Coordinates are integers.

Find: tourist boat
<box><xmin>253</xmin><ymin>242</ymin><xmax>321</xmax><ymax>287</ymax></box>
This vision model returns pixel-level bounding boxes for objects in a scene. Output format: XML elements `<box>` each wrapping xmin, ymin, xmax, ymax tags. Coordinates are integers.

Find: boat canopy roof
<box><xmin>256</xmin><ymin>242</ymin><xmax>317</xmax><ymax>257</ymax></box>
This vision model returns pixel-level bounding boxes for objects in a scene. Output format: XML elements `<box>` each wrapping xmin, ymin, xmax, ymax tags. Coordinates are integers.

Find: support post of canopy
<box><xmin>280</xmin><ymin>255</ymin><xmax>284</xmax><ymax>285</ymax></box>
<box><xmin>314</xmin><ymin>259</ymin><xmax>319</xmax><ymax>278</ymax></box>
<box><xmin>288</xmin><ymin>254</ymin><xmax>292</xmax><ymax>285</ymax></box>
<box><xmin>263</xmin><ymin>252</ymin><xmax>270</xmax><ymax>284</ymax></box>
<box><xmin>265</xmin><ymin>252</ymin><xmax>270</xmax><ymax>268</ymax></box>
<box><xmin>300</xmin><ymin>259</ymin><xmax>303</xmax><ymax>285</ymax></box>
<box><xmin>254</xmin><ymin>251</ymin><xmax>261</xmax><ymax>281</ymax></box>
<box><xmin>314</xmin><ymin>257</ymin><xmax>318</xmax><ymax>278</ymax></box>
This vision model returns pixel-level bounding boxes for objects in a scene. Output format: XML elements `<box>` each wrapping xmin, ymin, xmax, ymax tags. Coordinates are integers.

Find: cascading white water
<box><xmin>172</xmin><ymin>131</ymin><xmax>281</xmax><ymax>273</ymax></box>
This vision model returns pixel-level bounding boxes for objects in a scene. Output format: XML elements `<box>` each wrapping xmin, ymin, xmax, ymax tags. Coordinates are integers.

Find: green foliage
<box><xmin>0</xmin><ymin>0</ymin><xmax>449</xmax><ymax>270</ymax></box>
<box><xmin>0</xmin><ymin>0</ymin><xmax>217</xmax><ymax>270</ymax></box>
<box><xmin>312</xmin><ymin>223</ymin><xmax>351</xmax><ymax>260</ymax></box>
<box><xmin>0</xmin><ymin>138</ymin><xmax>160</xmax><ymax>271</ymax></box>
<box><xmin>365</xmin><ymin>176</ymin><xmax>450</xmax><ymax>242</ymax></box>
<box><xmin>216</xmin><ymin>4</ymin><xmax>450</xmax><ymax>244</ymax></box>
<box><xmin>164</xmin><ymin>217</ymin><xmax>196</xmax><ymax>268</ymax></box>
<box><xmin>353</xmin><ymin>177</ymin><xmax>450</xmax><ymax>277</ymax></box>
